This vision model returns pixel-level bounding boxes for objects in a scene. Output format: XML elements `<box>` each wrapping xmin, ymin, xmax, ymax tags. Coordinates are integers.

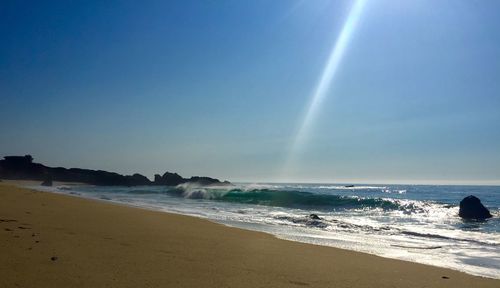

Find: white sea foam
<box><xmin>315</xmin><ymin>185</ymin><xmax>387</xmax><ymax>190</ymax></box>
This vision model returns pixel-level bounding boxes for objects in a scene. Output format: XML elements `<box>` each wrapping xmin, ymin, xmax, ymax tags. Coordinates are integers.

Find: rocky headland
<box><xmin>0</xmin><ymin>155</ymin><xmax>230</xmax><ymax>187</ymax></box>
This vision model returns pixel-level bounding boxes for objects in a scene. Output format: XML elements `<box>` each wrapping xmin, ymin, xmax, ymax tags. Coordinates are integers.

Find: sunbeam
<box><xmin>281</xmin><ymin>0</ymin><xmax>367</xmax><ymax>181</ymax></box>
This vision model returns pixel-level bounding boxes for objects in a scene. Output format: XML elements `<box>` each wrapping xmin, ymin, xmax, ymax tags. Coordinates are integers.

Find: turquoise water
<box><xmin>33</xmin><ymin>183</ymin><xmax>500</xmax><ymax>279</ymax></box>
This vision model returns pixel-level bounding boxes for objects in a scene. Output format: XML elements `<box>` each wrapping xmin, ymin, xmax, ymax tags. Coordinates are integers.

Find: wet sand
<box><xmin>1</xmin><ymin>181</ymin><xmax>498</xmax><ymax>287</ymax></box>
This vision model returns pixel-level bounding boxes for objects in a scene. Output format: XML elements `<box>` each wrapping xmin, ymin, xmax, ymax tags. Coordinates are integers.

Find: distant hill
<box><xmin>0</xmin><ymin>155</ymin><xmax>231</xmax><ymax>187</ymax></box>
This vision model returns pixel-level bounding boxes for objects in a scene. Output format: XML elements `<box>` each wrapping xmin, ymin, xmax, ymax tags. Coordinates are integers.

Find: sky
<box><xmin>1</xmin><ymin>0</ymin><xmax>499</xmax><ymax>185</ymax></box>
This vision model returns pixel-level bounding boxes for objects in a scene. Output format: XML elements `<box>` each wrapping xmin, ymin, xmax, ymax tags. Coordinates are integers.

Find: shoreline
<box><xmin>1</xmin><ymin>181</ymin><xmax>499</xmax><ymax>287</ymax></box>
<box><xmin>21</xmin><ymin>180</ymin><xmax>500</xmax><ymax>279</ymax></box>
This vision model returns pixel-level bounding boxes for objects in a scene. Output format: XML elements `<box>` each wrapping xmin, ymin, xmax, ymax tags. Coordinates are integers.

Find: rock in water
<box><xmin>459</xmin><ymin>195</ymin><xmax>492</xmax><ymax>220</ymax></box>
<box><xmin>309</xmin><ymin>214</ymin><xmax>321</xmax><ymax>220</ymax></box>
<box><xmin>41</xmin><ymin>175</ymin><xmax>52</xmax><ymax>187</ymax></box>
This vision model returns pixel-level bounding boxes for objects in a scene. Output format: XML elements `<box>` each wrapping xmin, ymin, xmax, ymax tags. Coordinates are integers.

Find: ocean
<box><xmin>32</xmin><ymin>182</ymin><xmax>500</xmax><ymax>279</ymax></box>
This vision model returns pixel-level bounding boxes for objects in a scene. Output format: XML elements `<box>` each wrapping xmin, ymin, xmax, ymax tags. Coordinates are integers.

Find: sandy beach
<box><xmin>0</xmin><ymin>181</ymin><xmax>498</xmax><ymax>288</ymax></box>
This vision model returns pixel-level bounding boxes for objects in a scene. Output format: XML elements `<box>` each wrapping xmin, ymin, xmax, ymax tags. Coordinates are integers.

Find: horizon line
<box><xmin>230</xmin><ymin>179</ymin><xmax>500</xmax><ymax>187</ymax></box>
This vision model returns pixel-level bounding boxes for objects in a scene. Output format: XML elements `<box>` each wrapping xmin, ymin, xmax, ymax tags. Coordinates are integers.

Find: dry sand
<box><xmin>1</xmin><ymin>181</ymin><xmax>498</xmax><ymax>287</ymax></box>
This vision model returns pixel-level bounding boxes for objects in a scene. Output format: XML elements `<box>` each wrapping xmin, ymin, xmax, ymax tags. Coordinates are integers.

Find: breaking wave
<box><xmin>167</xmin><ymin>185</ymin><xmax>446</xmax><ymax>213</ymax></box>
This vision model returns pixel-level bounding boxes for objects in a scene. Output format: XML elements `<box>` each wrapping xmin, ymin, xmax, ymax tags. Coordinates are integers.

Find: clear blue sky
<box><xmin>1</xmin><ymin>0</ymin><xmax>499</xmax><ymax>184</ymax></box>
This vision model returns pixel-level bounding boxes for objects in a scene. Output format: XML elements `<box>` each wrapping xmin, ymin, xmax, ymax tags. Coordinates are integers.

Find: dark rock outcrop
<box><xmin>0</xmin><ymin>155</ymin><xmax>230</xmax><ymax>187</ymax></box>
<box><xmin>154</xmin><ymin>172</ymin><xmax>231</xmax><ymax>187</ymax></box>
<box><xmin>41</xmin><ymin>175</ymin><xmax>53</xmax><ymax>186</ymax></box>
<box><xmin>309</xmin><ymin>214</ymin><xmax>321</xmax><ymax>220</ymax></box>
<box><xmin>0</xmin><ymin>155</ymin><xmax>46</xmax><ymax>180</ymax></box>
<box><xmin>124</xmin><ymin>173</ymin><xmax>152</xmax><ymax>186</ymax></box>
<box><xmin>154</xmin><ymin>172</ymin><xmax>184</xmax><ymax>186</ymax></box>
<box><xmin>154</xmin><ymin>174</ymin><xmax>162</xmax><ymax>184</ymax></box>
<box><xmin>459</xmin><ymin>195</ymin><xmax>492</xmax><ymax>220</ymax></box>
